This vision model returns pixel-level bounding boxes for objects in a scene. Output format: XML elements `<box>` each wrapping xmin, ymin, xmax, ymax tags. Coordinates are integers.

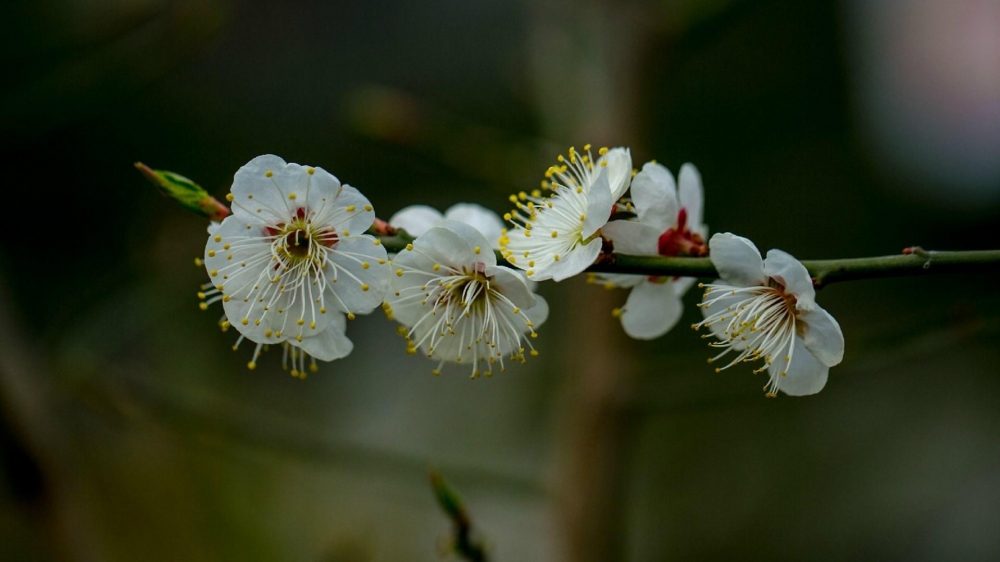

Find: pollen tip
<box><xmin>348</xmin><ymin>313</ymin><xmax>356</xmax><ymax>320</ymax></box>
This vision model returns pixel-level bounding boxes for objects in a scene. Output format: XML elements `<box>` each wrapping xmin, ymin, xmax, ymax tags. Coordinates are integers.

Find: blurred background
<box><xmin>2</xmin><ymin>0</ymin><xmax>1000</xmax><ymax>560</ymax></box>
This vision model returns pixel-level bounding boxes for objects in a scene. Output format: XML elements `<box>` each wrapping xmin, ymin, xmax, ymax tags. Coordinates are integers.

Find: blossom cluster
<box><xmin>194</xmin><ymin>150</ymin><xmax>844</xmax><ymax>396</ymax></box>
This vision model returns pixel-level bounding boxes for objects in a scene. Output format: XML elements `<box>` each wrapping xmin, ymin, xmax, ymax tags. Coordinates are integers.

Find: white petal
<box><xmin>303</xmin><ymin>166</ymin><xmax>344</xmax><ymax>211</ymax></box>
<box><xmin>630</xmin><ymin>162</ymin><xmax>677</xmax><ymax>230</ymax></box>
<box><xmin>485</xmin><ymin>265</ymin><xmax>537</xmax><ymax>309</ymax></box>
<box><xmin>677</xmin><ymin>163</ymin><xmax>703</xmax><ymax>228</ymax></box>
<box><xmin>293</xmin><ymin>314</ymin><xmax>353</xmax><ymax>361</ymax></box>
<box><xmin>592</xmin><ymin>272</ymin><xmax>644</xmax><ymax>288</ymax></box>
<box><xmin>708</xmin><ymin>233</ymin><xmax>765</xmax><ymax>286</ymax></box>
<box><xmin>583</xmin><ymin>169</ymin><xmax>613</xmax><ymax>239</ymax></box>
<box><xmin>444</xmin><ymin>203</ymin><xmax>506</xmax><ymax>249</ymax></box>
<box><xmin>601</xmin><ymin>220</ymin><xmax>660</xmax><ymax>256</ymax></box>
<box><xmin>542</xmin><ymin>237</ymin><xmax>602</xmax><ymax>282</ymax></box>
<box><xmin>231</xmin><ymin>155</ymin><xmax>312</xmax><ymax>225</ymax></box>
<box><xmin>621</xmin><ymin>280</ymin><xmax>684</xmax><ymax>340</ymax></box>
<box><xmin>329</xmin><ymin>185</ymin><xmax>377</xmax><ymax>238</ymax></box>
<box><xmin>800</xmin><ymin>306</ymin><xmax>844</xmax><ymax>367</ymax></box>
<box><xmin>206</xmin><ymin>216</ymin><xmax>286</xmax><ymax>343</ymax></box>
<box><xmin>768</xmin><ymin>337</ymin><xmax>829</xmax><ymax>396</ymax></box>
<box><xmin>388</xmin><ymin>205</ymin><xmax>443</xmax><ymax>237</ymax></box>
<box><xmin>407</xmin><ymin>224</ymin><xmax>477</xmax><ymax>269</ymax></box>
<box><xmin>436</xmin><ymin>220</ymin><xmax>497</xmax><ymax>268</ymax></box>
<box><xmin>599</xmin><ymin>147</ymin><xmax>633</xmax><ymax>200</ymax></box>
<box><xmin>324</xmin><ymin>235</ymin><xmax>392</xmax><ymax>314</ymax></box>
<box><xmin>763</xmin><ymin>249</ymin><xmax>816</xmax><ymax>308</ymax></box>
<box><xmin>523</xmin><ymin>293</ymin><xmax>549</xmax><ymax>328</ymax></box>
<box><xmin>672</xmin><ymin>276</ymin><xmax>697</xmax><ymax>296</ymax></box>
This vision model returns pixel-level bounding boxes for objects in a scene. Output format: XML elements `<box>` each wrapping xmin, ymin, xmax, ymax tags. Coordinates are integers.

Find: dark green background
<box><xmin>2</xmin><ymin>0</ymin><xmax>998</xmax><ymax>560</ymax></box>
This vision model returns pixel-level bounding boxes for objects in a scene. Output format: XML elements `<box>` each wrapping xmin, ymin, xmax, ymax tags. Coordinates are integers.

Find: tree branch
<box><xmin>376</xmin><ymin>233</ymin><xmax>1000</xmax><ymax>287</ymax></box>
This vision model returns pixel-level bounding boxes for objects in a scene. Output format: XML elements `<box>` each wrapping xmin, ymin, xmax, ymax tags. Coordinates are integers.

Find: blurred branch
<box><xmin>429</xmin><ymin>470</ymin><xmax>488</xmax><ymax>562</ymax></box>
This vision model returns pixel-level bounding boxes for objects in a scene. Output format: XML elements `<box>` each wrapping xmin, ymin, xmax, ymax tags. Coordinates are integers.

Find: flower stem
<box><xmin>375</xmin><ymin>232</ymin><xmax>1000</xmax><ymax>287</ymax></box>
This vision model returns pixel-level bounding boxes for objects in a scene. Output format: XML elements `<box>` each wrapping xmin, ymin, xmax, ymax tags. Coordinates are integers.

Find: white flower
<box><xmin>200</xmin><ymin>155</ymin><xmax>391</xmax><ymax>369</ymax></box>
<box><xmin>693</xmin><ymin>233</ymin><xmax>845</xmax><ymax>397</ymax></box>
<box><xmin>499</xmin><ymin>145</ymin><xmax>631</xmax><ymax>282</ymax></box>
<box><xmin>597</xmin><ymin>162</ymin><xmax>707</xmax><ymax>339</ymax></box>
<box><xmin>389</xmin><ymin>203</ymin><xmax>506</xmax><ymax>249</ymax></box>
<box><xmin>385</xmin><ymin>220</ymin><xmax>549</xmax><ymax>378</ymax></box>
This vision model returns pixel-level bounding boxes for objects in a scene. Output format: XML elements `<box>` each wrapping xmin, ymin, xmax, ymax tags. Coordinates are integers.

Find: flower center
<box><xmin>283</xmin><ymin>229</ymin><xmax>311</xmax><ymax>259</ymax></box>
<box><xmin>656</xmin><ymin>208</ymin><xmax>707</xmax><ymax>258</ymax></box>
<box><xmin>693</xmin><ymin>280</ymin><xmax>800</xmax><ymax>397</ymax></box>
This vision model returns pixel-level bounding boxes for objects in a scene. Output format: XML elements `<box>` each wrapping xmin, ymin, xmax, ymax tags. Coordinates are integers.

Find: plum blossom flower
<box><xmin>693</xmin><ymin>233</ymin><xmax>845</xmax><ymax>397</ymax></box>
<box><xmin>385</xmin><ymin>220</ymin><xmax>549</xmax><ymax>378</ymax></box>
<box><xmin>597</xmin><ymin>162</ymin><xmax>707</xmax><ymax>339</ymax></box>
<box><xmin>500</xmin><ymin>145</ymin><xmax>631</xmax><ymax>282</ymax></box>
<box><xmin>389</xmin><ymin>203</ymin><xmax>506</xmax><ymax>249</ymax></box>
<box><xmin>199</xmin><ymin>155</ymin><xmax>391</xmax><ymax>370</ymax></box>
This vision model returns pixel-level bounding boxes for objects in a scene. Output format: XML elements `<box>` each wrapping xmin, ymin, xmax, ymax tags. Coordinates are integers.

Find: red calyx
<box><xmin>656</xmin><ymin>208</ymin><xmax>707</xmax><ymax>258</ymax></box>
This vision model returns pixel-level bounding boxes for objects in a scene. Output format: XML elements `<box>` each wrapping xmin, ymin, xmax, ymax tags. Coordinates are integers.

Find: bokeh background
<box><xmin>2</xmin><ymin>0</ymin><xmax>1000</xmax><ymax>560</ymax></box>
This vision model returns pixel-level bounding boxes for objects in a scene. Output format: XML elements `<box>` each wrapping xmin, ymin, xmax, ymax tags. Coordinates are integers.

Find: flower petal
<box><xmin>708</xmin><ymin>233</ymin><xmax>766</xmax><ymax>286</ymax></box>
<box><xmin>582</xmin><ymin>169</ymin><xmax>614</xmax><ymax>240</ymax></box>
<box><xmin>592</xmin><ymin>272</ymin><xmax>644</xmax><ymax>288</ymax></box>
<box><xmin>324</xmin><ymin>235</ymin><xmax>392</xmax><ymax>314</ymax></box>
<box><xmin>329</xmin><ymin>185</ymin><xmax>377</xmax><ymax>238</ymax></box>
<box><xmin>407</xmin><ymin>224</ymin><xmax>477</xmax><ymax>269</ymax></box>
<box><xmin>602</xmin><ymin>220</ymin><xmax>660</xmax><ymax>256</ymax></box>
<box><xmin>231</xmin><ymin>155</ymin><xmax>316</xmax><ymax>225</ymax></box>
<box><xmin>539</xmin><ymin>237</ymin><xmax>602</xmax><ymax>282</ymax></box>
<box><xmin>763</xmin><ymin>249</ymin><xmax>815</xmax><ymax>309</ymax></box>
<box><xmin>800</xmin><ymin>306</ymin><xmax>844</xmax><ymax>367</ymax></box>
<box><xmin>485</xmin><ymin>265</ymin><xmax>537</xmax><ymax>309</ymax></box>
<box><xmin>436</xmin><ymin>220</ymin><xmax>497</xmax><ymax>268</ymax></box>
<box><xmin>768</xmin><ymin>337</ymin><xmax>829</xmax><ymax>396</ymax></box>
<box><xmin>523</xmin><ymin>293</ymin><xmax>549</xmax><ymax>328</ymax></box>
<box><xmin>678</xmin><ymin>163</ymin><xmax>703</xmax><ymax>228</ymax></box>
<box><xmin>621</xmin><ymin>280</ymin><xmax>684</xmax><ymax>340</ymax></box>
<box><xmin>389</xmin><ymin>205</ymin><xmax>443</xmax><ymax>237</ymax></box>
<box><xmin>672</xmin><ymin>276</ymin><xmax>697</xmax><ymax>297</ymax></box>
<box><xmin>599</xmin><ymin>147</ymin><xmax>633</xmax><ymax>200</ymax></box>
<box><xmin>444</xmin><ymin>203</ymin><xmax>506</xmax><ymax>249</ymax></box>
<box><xmin>630</xmin><ymin>162</ymin><xmax>678</xmax><ymax>230</ymax></box>
<box><xmin>293</xmin><ymin>314</ymin><xmax>353</xmax><ymax>361</ymax></box>
<box><xmin>303</xmin><ymin>166</ymin><xmax>343</xmax><ymax>211</ymax></box>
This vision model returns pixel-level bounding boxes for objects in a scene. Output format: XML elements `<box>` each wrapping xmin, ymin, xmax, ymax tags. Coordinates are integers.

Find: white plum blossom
<box><xmin>389</xmin><ymin>203</ymin><xmax>506</xmax><ymax>249</ymax></box>
<box><xmin>693</xmin><ymin>233</ymin><xmax>845</xmax><ymax>397</ymax></box>
<box><xmin>199</xmin><ymin>155</ymin><xmax>391</xmax><ymax>370</ymax></box>
<box><xmin>385</xmin><ymin>220</ymin><xmax>549</xmax><ymax>378</ymax></box>
<box><xmin>597</xmin><ymin>162</ymin><xmax>707</xmax><ymax>339</ymax></box>
<box><xmin>500</xmin><ymin>145</ymin><xmax>631</xmax><ymax>281</ymax></box>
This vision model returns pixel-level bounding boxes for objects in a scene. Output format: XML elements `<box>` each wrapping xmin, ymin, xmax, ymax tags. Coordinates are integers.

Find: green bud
<box><xmin>135</xmin><ymin>162</ymin><xmax>230</xmax><ymax>221</ymax></box>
